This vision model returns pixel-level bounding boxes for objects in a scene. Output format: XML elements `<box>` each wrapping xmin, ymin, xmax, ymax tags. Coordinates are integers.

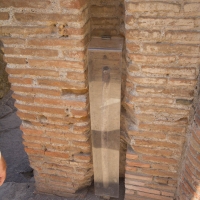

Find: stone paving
<box><xmin>0</xmin><ymin>91</ymin><xmax>124</xmax><ymax>200</ymax></box>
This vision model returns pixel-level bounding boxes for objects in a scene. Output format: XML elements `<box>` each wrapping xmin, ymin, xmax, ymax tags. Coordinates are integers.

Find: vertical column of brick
<box><xmin>0</xmin><ymin>0</ymin><xmax>92</xmax><ymax>197</ymax></box>
<box><xmin>124</xmin><ymin>1</ymin><xmax>200</xmax><ymax>199</ymax></box>
<box><xmin>178</xmin><ymin>95</ymin><xmax>200</xmax><ymax>200</ymax></box>
<box><xmin>0</xmin><ymin>41</ymin><xmax>10</xmax><ymax>98</ymax></box>
<box><xmin>90</xmin><ymin>0</ymin><xmax>124</xmax><ymax>36</ymax></box>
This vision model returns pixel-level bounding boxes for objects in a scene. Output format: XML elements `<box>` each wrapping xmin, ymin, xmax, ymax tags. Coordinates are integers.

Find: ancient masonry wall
<box><xmin>124</xmin><ymin>0</ymin><xmax>200</xmax><ymax>199</ymax></box>
<box><xmin>178</xmin><ymin>75</ymin><xmax>200</xmax><ymax>200</ymax></box>
<box><xmin>0</xmin><ymin>0</ymin><xmax>93</xmax><ymax>197</ymax></box>
<box><xmin>0</xmin><ymin>0</ymin><xmax>200</xmax><ymax>199</ymax></box>
<box><xmin>0</xmin><ymin>39</ymin><xmax>10</xmax><ymax>98</ymax></box>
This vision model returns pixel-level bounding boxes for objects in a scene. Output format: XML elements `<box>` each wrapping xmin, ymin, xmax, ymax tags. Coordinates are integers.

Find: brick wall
<box><xmin>1</xmin><ymin>0</ymin><xmax>200</xmax><ymax>198</ymax></box>
<box><xmin>0</xmin><ymin>0</ymin><xmax>93</xmax><ymax>197</ymax></box>
<box><xmin>178</xmin><ymin>76</ymin><xmax>200</xmax><ymax>200</ymax></box>
<box><xmin>124</xmin><ymin>0</ymin><xmax>200</xmax><ymax>199</ymax></box>
<box><xmin>90</xmin><ymin>0</ymin><xmax>124</xmax><ymax>36</ymax></box>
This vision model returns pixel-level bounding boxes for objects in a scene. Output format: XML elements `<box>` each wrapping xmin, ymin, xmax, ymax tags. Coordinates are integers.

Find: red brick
<box><xmin>23</xmin><ymin>141</ymin><xmax>43</xmax><ymax>149</ymax></box>
<box><xmin>134</xmin><ymin>139</ymin><xmax>180</xmax><ymax>149</ymax></box>
<box><xmin>126</xmin><ymin>43</ymin><xmax>140</xmax><ymax>52</ymax></box>
<box><xmin>125</xmin><ymin>179</ymin><xmax>145</xmax><ymax>186</ymax></box>
<box><xmin>137</xmin><ymin>191</ymin><xmax>173</xmax><ymax>200</ymax></box>
<box><xmin>0</xmin><ymin>12</ymin><xmax>9</xmax><ymax>20</ymax></box>
<box><xmin>127</xmin><ymin>75</ymin><xmax>167</xmax><ymax>85</ymax></box>
<box><xmin>0</xmin><ymin>0</ymin><xmax>51</xmax><ymax>8</ymax></box>
<box><xmin>23</xmin><ymin>135</ymin><xmax>50</xmax><ymax>144</ymax></box>
<box><xmin>126</xmin><ymin>2</ymin><xmax>180</xmax><ymax>13</ymax></box>
<box><xmin>136</xmin><ymin>86</ymin><xmax>194</xmax><ymax>98</ymax></box>
<box><xmin>151</xmin><ymin>164</ymin><xmax>169</xmax><ymax>171</ymax></box>
<box><xmin>142</xmin><ymin>155</ymin><xmax>178</xmax><ymax>165</ymax></box>
<box><xmin>138</xmin><ymin>105</ymin><xmax>189</xmax><ymax>115</ymax></box>
<box><xmin>63</xmin><ymin>50</ymin><xmax>86</xmax><ymax>61</ymax></box>
<box><xmin>46</xmin><ymin>131</ymin><xmax>89</xmax><ymax>142</ymax></box>
<box><xmin>146</xmin><ymin>183</ymin><xmax>177</xmax><ymax>192</ymax></box>
<box><xmin>27</xmin><ymin>38</ymin><xmax>85</xmax><ymax>49</ymax></box>
<box><xmin>14</xmin><ymin>13</ymin><xmax>82</xmax><ymax>24</ymax></box>
<box><xmin>141</xmin><ymin>168</ymin><xmax>177</xmax><ymax>178</ymax></box>
<box><xmin>127</xmin><ymin>94</ymin><xmax>173</xmax><ymax>105</ymax></box>
<box><xmin>91</xmin><ymin>5</ymin><xmax>119</xmax><ymax>18</ymax></box>
<box><xmin>47</xmin><ymin>116</ymin><xmax>89</xmax><ymax>125</ymax></box>
<box><xmin>126</xmin><ymin>185</ymin><xmax>160</xmax><ymax>195</ymax></box>
<box><xmin>20</xmin><ymin>126</ymin><xmax>43</xmax><ymax>136</ymax></box>
<box><xmin>128</xmin><ymin>130</ymin><xmax>166</xmax><ymax>139</ymax></box>
<box><xmin>66</xmin><ymin>71</ymin><xmax>86</xmax><ymax>81</ymax></box>
<box><xmin>60</xmin><ymin>0</ymin><xmax>88</xmax><ymax>9</ymax></box>
<box><xmin>168</xmin><ymin>78</ymin><xmax>197</xmax><ymax>86</ymax></box>
<box><xmin>25</xmin><ymin>148</ymin><xmax>44</xmax><ymax>155</ymax></box>
<box><xmin>4</xmin><ymin>47</ymin><xmax>58</xmax><ymax>57</ymax></box>
<box><xmin>125</xmin><ymin>173</ymin><xmax>153</xmax><ymax>182</ymax></box>
<box><xmin>143</xmin><ymin>44</ymin><xmax>199</xmax><ymax>56</ymax></box>
<box><xmin>45</xmin><ymin>151</ymin><xmax>70</xmax><ymax>159</ymax></box>
<box><xmin>4</xmin><ymin>57</ymin><xmax>27</xmax><ymax>64</ymax></box>
<box><xmin>70</xmin><ymin>109</ymin><xmax>88</xmax><ymax>118</ymax></box>
<box><xmin>141</xmin><ymin>66</ymin><xmax>196</xmax><ymax>78</ymax></box>
<box><xmin>12</xmin><ymin>86</ymin><xmax>61</xmax><ymax>96</ymax></box>
<box><xmin>125</xmin><ymin>166</ymin><xmax>137</xmax><ymax>173</ymax></box>
<box><xmin>139</xmin><ymin>123</ymin><xmax>186</xmax><ymax>134</ymax></box>
<box><xmin>6</xmin><ymin>68</ymin><xmax>59</xmax><ymax>77</ymax></box>
<box><xmin>128</xmin><ymin>53</ymin><xmax>176</xmax><ymax>64</ymax></box>
<box><xmin>0</xmin><ymin>26</ymin><xmax>56</xmax><ymax>36</ymax></box>
<box><xmin>12</xmin><ymin>93</ymin><xmax>34</xmax><ymax>103</ymax></box>
<box><xmin>28</xmin><ymin>59</ymin><xmax>85</xmax><ymax>70</ymax></box>
<box><xmin>126</xmin><ymin>29</ymin><xmax>162</xmax><ymax>42</ymax></box>
<box><xmin>133</xmin><ymin>146</ymin><xmax>174</xmax><ymax>158</ymax></box>
<box><xmin>126</xmin><ymin>153</ymin><xmax>139</xmax><ymax>160</ymax></box>
<box><xmin>73</xmin><ymin>124</ymin><xmax>90</xmax><ymax>133</ymax></box>
<box><xmin>1</xmin><ymin>37</ymin><xmax>25</xmax><ymax>45</ymax></box>
<box><xmin>34</xmin><ymin>96</ymin><xmax>86</xmax><ymax>107</ymax></box>
<box><xmin>15</xmin><ymin>103</ymin><xmax>66</xmax><ymax>115</ymax></box>
<box><xmin>165</xmin><ymin>31</ymin><xmax>200</xmax><ymax>44</ymax></box>
<box><xmin>137</xmin><ymin>18</ymin><xmax>194</xmax><ymax>30</ymax></box>
<box><xmin>73</xmin><ymin>153</ymin><xmax>91</xmax><ymax>163</ymax></box>
<box><xmin>8</xmin><ymin>77</ymin><xmax>33</xmax><ymax>85</ymax></box>
<box><xmin>126</xmin><ymin>160</ymin><xmax>150</xmax><ymax>168</ymax></box>
<box><xmin>154</xmin><ymin>177</ymin><xmax>168</xmax><ymax>184</ymax></box>
<box><xmin>17</xmin><ymin>111</ymin><xmax>37</xmax><ymax>121</ymax></box>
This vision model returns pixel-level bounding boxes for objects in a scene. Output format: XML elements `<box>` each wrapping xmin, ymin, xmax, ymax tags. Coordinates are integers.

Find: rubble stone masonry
<box><xmin>0</xmin><ymin>0</ymin><xmax>200</xmax><ymax>199</ymax></box>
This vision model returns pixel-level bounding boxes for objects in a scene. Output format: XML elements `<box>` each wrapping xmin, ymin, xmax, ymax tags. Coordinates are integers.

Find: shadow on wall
<box><xmin>178</xmin><ymin>75</ymin><xmax>200</xmax><ymax>200</ymax></box>
<box><xmin>0</xmin><ymin>40</ymin><xmax>10</xmax><ymax>98</ymax></box>
<box><xmin>0</xmin><ymin>40</ymin><xmax>33</xmax><ymax>183</ymax></box>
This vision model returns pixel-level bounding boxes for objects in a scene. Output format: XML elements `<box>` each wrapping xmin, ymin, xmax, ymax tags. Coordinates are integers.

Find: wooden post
<box><xmin>88</xmin><ymin>37</ymin><xmax>123</xmax><ymax>198</ymax></box>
